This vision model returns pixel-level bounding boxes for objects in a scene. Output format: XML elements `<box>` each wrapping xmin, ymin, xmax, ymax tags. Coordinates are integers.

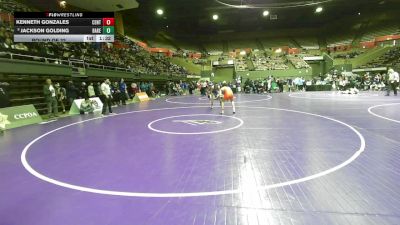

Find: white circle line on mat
<box><xmin>21</xmin><ymin>105</ymin><xmax>365</xmax><ymax>198</ymax></box>
<box><xmin>368</xmin><ymin>103</ymin><xmax>400</xmax><ymax>123</ymax></box>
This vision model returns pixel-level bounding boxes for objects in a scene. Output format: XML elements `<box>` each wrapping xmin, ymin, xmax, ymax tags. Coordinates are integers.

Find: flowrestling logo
<box><xmin>173</xmin><ymin>120</ymin><xmax>222</xmax><ymax>126</ymax></box>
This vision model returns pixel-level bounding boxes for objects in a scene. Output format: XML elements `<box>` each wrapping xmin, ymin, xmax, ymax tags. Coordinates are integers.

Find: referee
<box><xmin>385</xmin><ymin>68</ymin><xmax>399</xmax><ymax>96</ymax></box>
<box><xmin>100</xmin><ymin>79</ymin><xmax>113</xmax><ymax>115</ymax></box>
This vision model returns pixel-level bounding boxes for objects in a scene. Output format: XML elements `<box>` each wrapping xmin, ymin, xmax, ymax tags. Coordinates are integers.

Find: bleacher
<box><xmin>235</xmin><ymin>58</ymin><xmax>248</xmax><ymax>71</ymax></box>
<box><xmin>260</xmin><ymin>38</ymin><xmax>294</xmax><ymax>49</ymax></box>
<box><xmin>0</xmin><ymin>0</ymin><xmax>33</xmax><ymax>12</ymax></box>
<box><xmin>327</xmin><ymin>34</ymin><xmax>354</xmax><ymax>47</ymax></box>
<box><xmin>204</xmin><ymin>42</ymin><xmax>224</xmax><ymax>53</ymax></box>
<box><xmin>361</xmin><ymin>24</ymin><xmax>400</xmax><ymax>42</ymax></box>
<box><xmin>251</xmin><ymin>52</ymin><xmax>289</xmax><ymax>71</ymax></box>
<box><xmin>287</xmin><ymin>55</ymin><xmax>311</xmax><ymax>69</ymax></box>
<box><xmin>331</xmin><ymin>49</ymin><xmax>365</xmax><ymax>59</ymax></box>
<box><xmin>177</xmin><ymin>42</ymin><xmax>202</xmax><ymax>52</ymax></box>
<box><xmin>147</xmin><ymin>40</ymin><xmax>177</xmax><ymax>51</ymax></box>
<box><xmin>358</xmin><ymin>47</ymin><xmax>400</xmax><ymax>69</ymax></box>
<box><xmin>295</xmin><ymin>37</ymin><xmax>319</xmax><ymax>50</ymax></box>
<box><xmin>228</xmin><ymin>40</ymin><xmax>258</xmax><ymax>51</ymax></box>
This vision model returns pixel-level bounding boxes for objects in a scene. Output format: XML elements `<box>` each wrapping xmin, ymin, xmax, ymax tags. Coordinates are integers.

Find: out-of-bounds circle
<box><xmin>148</xmin><ymin>114</ymin><xmax>244</xmax><ymax>135</ymax></box>
<box><xmin>289</xmin><ymin>91</ymin><xmax>400</xmax><ymax>101</ymax></box>
<box><xmin>368</xmin><ymin>103</ymin><xmax>400</xmax><ymax>123</ymax></box>
<box><xmin>21</xmin><ymin>106</ymin><xmax>365</xmax><ymax>198</ymax></box>
<box><xmin>166</xmin><ymin>94</ymin><xmax>272</xmax><ymax>105</ymax></box>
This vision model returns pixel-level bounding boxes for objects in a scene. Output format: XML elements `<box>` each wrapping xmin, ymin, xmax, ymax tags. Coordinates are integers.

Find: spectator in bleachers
<box><xmin>54</xmin><ymin>83</ymin><xmax>66</xmax><ymax>113</ymax></box>
<box><xmin>0</xmin><ymin>20</ymin><xmax>190</xmax><ymax>78</ymax></box>
<box><xmin>43</xmin><ymin>79</ymin><xmax>58</xmax><ymax>118</ymax></box>
<box><xmin>0</xmin><ymin>82</ymin><xmax>10</xmax><ymax>108</ymax></box>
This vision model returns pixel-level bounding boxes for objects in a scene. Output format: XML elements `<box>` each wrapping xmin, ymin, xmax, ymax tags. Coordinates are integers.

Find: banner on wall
<box><xmin>69</xmin><ymin>97</ymin><xmax>103</xmax><ymax>115</ymax></box>
<box><xmin>0</xmin><ymin>104</ymin><xmax>42</xmax><ymax>130</ymax></box>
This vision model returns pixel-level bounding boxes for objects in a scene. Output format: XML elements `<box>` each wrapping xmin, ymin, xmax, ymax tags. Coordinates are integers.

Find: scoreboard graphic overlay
<box><xmin>14</xmin><ymin>12</ymin><xmax>114</xmax><ymax>43</ymax></box>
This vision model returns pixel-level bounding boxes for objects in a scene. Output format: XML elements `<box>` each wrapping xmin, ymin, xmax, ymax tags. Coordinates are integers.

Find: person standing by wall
<box><xmin>43</xmin><ymin>79</ymin><xmax>58</xmax><ymax>118</ymax></box>
<box><xmin>95</xmin><ymin>82</ymin><xmax>101</xmax><ymax>97</ymax></box>
<box><xmin>188</xmin><ymin>82</ymin><xmax>194</xmax><ymax>95</ymax></box>
<box><xmin>119</xmin><ymin>78</ymin><xmax>127</xmax><ymax>105</ymax></box>
<box><xmin>385</xmin><ymin>68</ymin><xmax>399</xmax><ymax>96</ymax></box>
<box><xmin>287</xmin><ymin>78</ymin><xmax>293</xmax><ymax>92</ymax></box>
<box><xmin>87</xmin><ymin>82</ymin><xmax>96</xmax><ymax>98</ymax></box>
<box><xmin>100</xmin><ymin>79</ymin><xmax>113</xmax><ymax>115</ymax></box>
<box><xmin>66</xmin><ymin>81</ymin><xmax>78</xmax><ymax>105</ymax></box>
<box><xmin>201</xmin><ymin>80</ymin><xmax>207</xmax><ymax>96</ymax></box>
<box><xmin>0</xmin><ymin>82</ymin><xmax>10</xmax><ymax>108</ymax></box>
<box><xmin>131</xmin><ymin>82</ymin><xmax>139</xmax><ymax>98</ymax></box>
<box><xmin>54</xmin><ymin>83</ymin><xmax>66</xmax><ymax>113</ymax></box>
<box><xmin>78</xmin><ymin>82</ymin><xmax>88</xmax><ymax>99</ymax></box>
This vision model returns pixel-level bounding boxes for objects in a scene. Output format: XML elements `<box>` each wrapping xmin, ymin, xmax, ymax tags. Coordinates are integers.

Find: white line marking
<box><xmin>367</xmin><ymin>103</ymin><xmax>400</xmax><ymax>123</ymax></box>
<box><xmin>21</xmin><ymin>106</ymin><xmax>365</xmax><ymax>198</ymax></box>
<box><xmin>148</xmin><ymin>114</ymin><xmax>243</xmax><ymax>135</ymax></box>
<box><xmin>39</xmin><ymin>120</ymin><xmax>57</xmax><ymax>124</ymax></box>
<box><xmin>166</xmin><ymin>94</ymin><xmax>272</xmax><ymax>105</ymax></box>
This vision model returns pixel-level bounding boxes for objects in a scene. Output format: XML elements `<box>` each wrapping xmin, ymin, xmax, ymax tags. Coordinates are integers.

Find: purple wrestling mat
<box><xmin>1</xmin><ymin>93</ymin><xmax>400</xmax><ymax>225</ymax></box>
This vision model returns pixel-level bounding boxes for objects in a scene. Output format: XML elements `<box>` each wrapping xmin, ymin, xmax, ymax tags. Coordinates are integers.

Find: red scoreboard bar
<box><xmin>102</xmin><ymin>18</ymin><xmax>114</xmax><ymax>26</ymax></box>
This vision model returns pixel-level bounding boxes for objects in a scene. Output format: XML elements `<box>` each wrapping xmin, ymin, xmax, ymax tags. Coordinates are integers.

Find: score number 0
<box><xmin>103</xmin><ymin>18</ymin><xmax>115</xmax><ymax>26</ymax></box>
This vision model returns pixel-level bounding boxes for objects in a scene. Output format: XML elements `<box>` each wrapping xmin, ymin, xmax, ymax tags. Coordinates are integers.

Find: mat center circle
<box><xmin>147</xmin><ymin>114</ymin><xmax>244</xmax><ymax>135</ymax></box>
